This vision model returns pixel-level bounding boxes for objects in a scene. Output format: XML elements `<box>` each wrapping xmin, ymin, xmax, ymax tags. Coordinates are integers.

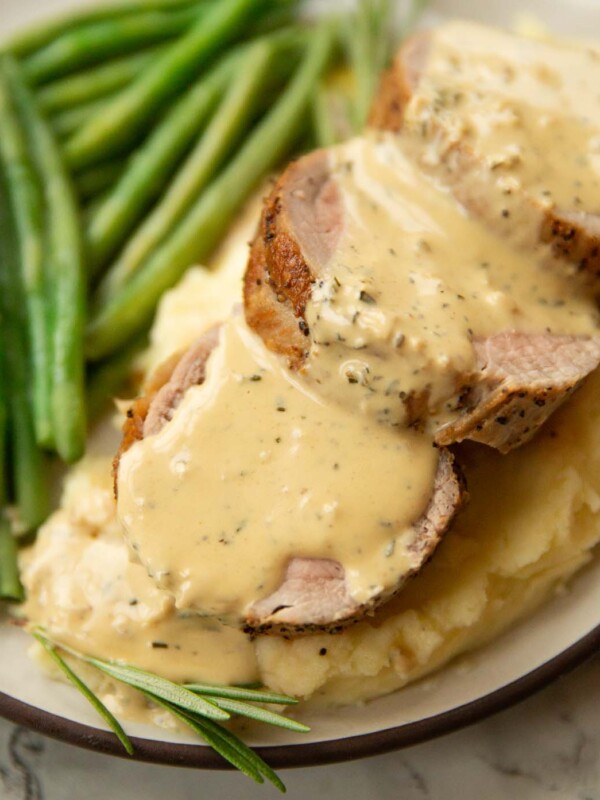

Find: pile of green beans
<box><xmin>87</xmin><ymin>25</ymin><xmax>335</xmax><ymax>356</ymax></box>
<box><xmin>0</xmin><ymin>0</ymin><xmax>422</xmax><ymax>596</ymax></box>
<box><xmin>0</xmin><ymin>167</ymin><xmax>50</xmax><ymax>583</ymax></box>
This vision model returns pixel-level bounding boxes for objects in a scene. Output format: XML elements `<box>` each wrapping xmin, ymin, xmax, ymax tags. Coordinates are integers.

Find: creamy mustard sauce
<box><xmin>21</xmin><ymin>461</ymin><xmax>257</xmax><ymax>688</ymax></box>
<box><xmin>403</xmin><ymin>21</ymin><xmax>600</xmax><ymax>217</ymax></box>
<box><xmin>118</xmin><ymin>314</ymin><xmax>438</xmax><ymax>619</ymax></box>
<box><xmin>119</xmin><ymin>128</ymin><xmax>599</xmax><ymax>625</ymax></box>
<box><xmin>302</xmin><ymin>133</ymin><xmax>599</xmax><ymax>428</ymax></box>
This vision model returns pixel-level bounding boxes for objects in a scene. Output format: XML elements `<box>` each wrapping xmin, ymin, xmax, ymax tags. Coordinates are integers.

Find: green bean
<box><xmin>37</xmin><ymin>47</ymin><xmax>166</xmax><ymax>115</ymax></box>
<box><xmin>50</xmin><ymin>96</ymin><xmax>111</xmax><ymax>140</ymax></box>
<box><xmin>5</xmin><ymin>0</ymin><xmax>208</xmax><ymax>58</ymax></box>
<box><xmin>345</xmin><ymin>0</ymin><xmax>378</xmax><ymax>130</ymax></box>
<box><xmin>65</xmin><ymin>0</ymin><xmax>266</xmax><ymax>171</ymax></box>
<box><xmin>86</xmin><ymin>22</ymin><xmax>334</xmax><ymax>359</ymax></box>
<box><xmin>312</xmin><ymin>84</ymin><xmax>340</xmax><ymax>148</ymax></box>
<box><xmin>344</xmin><ymin>0</ymin><xmax>397</xmax><ymax>131</ymax></box>
<box><xmin>245</xmin><ymin>4</ymin><xmax>297</xmax><ymax>37</ymax></box>
<box><xmin>0</xmin><ymin>178</ymin><xmax>50</xmax><ymax>531</ymax></box>
<box><xmin>85</xmin><ymin>51</ymin><xmax>236</xmax><ymax>272</ymax></box>
<box><xmin>23</xmin><ymin>6</ymin><xmax>206</xmax><ymax>86</ymax></box>
<box><xmin>0</xmin><ymin>348</ymin><xmax>8</xmax><ymax>509</ymax></box>
<box><xmin>6</xmin><ymin>57</ymin><xmax>86</xmax><ymax>464</ymax></box>
<box><xmin>98</xmin><ymin>36</ymin><xmax>286</xmax><ymax>299</ymax></box>
<box><xmin>371</xmin><ymin>0</ymin><xmax>395</xmax><ymax>75</ymax></box>
<box><xmin>0</xmin><ymin>514</ymin><xmax>24</xmax><ymax>602</ymax></box>
<box><xmin>83</xmin><ymin>192</ymin><xmax>111</xmax><ymax>227</ymax></box>
<box><xmin>74</xmin><ymin>159</ymin><xmax>128</xmax><ymax>202</ymax></box>
<box><xmin>0</xmin><ymin>60</ymin><xmax>52</xmax><ymax>448</ymax></box>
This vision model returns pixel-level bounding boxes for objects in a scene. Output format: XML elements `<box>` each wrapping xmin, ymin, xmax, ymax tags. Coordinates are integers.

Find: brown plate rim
<box><xmin>0</xmin><ymin>621</ymin><xmax>598</xmax><ymax>770</ymax></box>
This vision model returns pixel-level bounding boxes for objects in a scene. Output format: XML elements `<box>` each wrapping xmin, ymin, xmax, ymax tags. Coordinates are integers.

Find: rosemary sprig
<box><xmin>207</xmin><ymin>696</ymin><xmax>309</xmax><ymax>733</ymax></box>
<box><xmin>33</xmin><ymin>632</ymin><xmax>134</xmax><ymax>755</ymax></box>
<box><xmin>81</xmin><ymin>657</ymin><xmax>230</xmax><ymax>721</ymax></box>
<box><xmin>32</xmin><ymin>629</ymin><xmax>308</xmax><ymax>791</ymax></box>
<box><xmin>142</xmin><ymin>691</ymin><xmax>286</xmax><ymax>791</ymax></box>
<box><xmin>0</xmin><ymin>514</ymin><xmax>24</xmax><ymax>602</ymax></box>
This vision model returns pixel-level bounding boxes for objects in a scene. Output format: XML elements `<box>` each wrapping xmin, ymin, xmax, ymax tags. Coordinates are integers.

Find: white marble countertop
<box><xmin>1</xmin><ymin>654</ymin><xmax>598</xmax><ymax>800</ymax></box>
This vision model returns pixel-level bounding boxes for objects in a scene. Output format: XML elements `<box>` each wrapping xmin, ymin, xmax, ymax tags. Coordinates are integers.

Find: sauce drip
<box><xmin>21</xmin><ymin>472</ymin><xmax>257</xmax><ymax>687</ymax></box>
<box><xmin>118</xmin><ymin>315</ymin><xmax>438</xmax><ymax>621</ymax></box>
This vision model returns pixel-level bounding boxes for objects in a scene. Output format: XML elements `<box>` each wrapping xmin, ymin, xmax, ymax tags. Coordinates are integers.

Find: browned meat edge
<box><xmin>244</xmin><ymin>447</ymin><xmax>467</xmax><ymax>637</ymax></box>
<box><xmin>244</xmin><ymin>149</ymin><xmax>336</xmax><ymax>369</ymax></box>
<box><xmin>112</xmin><ymin>328</ymin><xmax>219</xmax><ymax>497</ymax></box>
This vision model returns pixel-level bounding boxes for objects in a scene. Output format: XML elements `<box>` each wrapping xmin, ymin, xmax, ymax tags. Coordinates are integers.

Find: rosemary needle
<box><xmin>83</xmin><ymin>657</ymin><xmax>230</xmax><ymax>721</ymax></box>
<box><xmin>209</xmin><ymin>696</ymin><xmax>310</xmax><ymax>733</ymax></box>
<box><xmin>141</xmin><ymin>691</ymin><xmax>274</xmax><ymax>788</ymax></box>
<box><xmin>184</xmin><ymin>681</ymin><xmax>299</xmax><ymax>705</ymax></box>
<box><xmin>33</xmin><ymin>632</ymin><xmax>134</xmax><ymax>755</ymax></box>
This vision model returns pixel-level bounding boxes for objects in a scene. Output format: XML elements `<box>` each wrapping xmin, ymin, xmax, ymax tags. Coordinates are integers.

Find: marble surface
<box><xmin>0</xmin><ymin>655</ymin><xmax>598</xmax><ymax>800</ymax></box>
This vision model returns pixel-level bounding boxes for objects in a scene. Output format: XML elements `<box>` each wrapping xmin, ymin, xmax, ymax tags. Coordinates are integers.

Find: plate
<box><xmin>1</xmin><ymin>0</ymin><xmax>600</xmax><ymax>771</ymax></box>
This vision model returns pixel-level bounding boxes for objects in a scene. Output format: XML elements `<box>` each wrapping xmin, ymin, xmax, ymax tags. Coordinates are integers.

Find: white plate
<box><xmin>1</xmin><ymin>0</ymin><xmax>599</xmax><ymax>769</ymax></box>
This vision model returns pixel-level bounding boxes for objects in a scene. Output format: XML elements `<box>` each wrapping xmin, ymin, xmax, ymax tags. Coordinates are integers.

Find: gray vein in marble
<box><xmin>0</xmin><ymin>727</ymin><xmax>45</xmax><ymax>800</ymax></box>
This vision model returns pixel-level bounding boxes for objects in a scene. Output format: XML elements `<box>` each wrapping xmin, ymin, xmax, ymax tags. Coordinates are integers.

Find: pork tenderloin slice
<box><xmin>143</xmin><ymin>327</ymin><xmax>220</xmax><ymax>437</ymax></box>
<box><xmin>113</xmin><ymin>328</ymin><xmax>219</xmax><ymax>495</ymax></box>
<box><xmin>244</xmin><ymin>149</ymin><xmax>342</xmax><ymax>368</ymax></box>
<box><xmin>368</xmin><ymin>31</ymin><xmax>429</xmax><ymax>133</ymax></box>
<box><xmin>369</xmin><ymin>30</ymin><xmax>600</xmax><ymax>282</ymax></box>
<box><xmin>115</xmin><ymin>328</ymin><xmax>466</xmax><ymax>635</ymax></box>
<box><xmin>244</xmin><ymin>148</ymin><xmax>600</xmax><ymax>454</ymax></box>
<box><xmin>244</xmin><ymin>448</ymin><xmax>466</xmax><ymax>636</ymax></box>
<box><xmin>436</xmin><ymin>332</ymin><xmax>600</xmax><ymax>453</ymax></box>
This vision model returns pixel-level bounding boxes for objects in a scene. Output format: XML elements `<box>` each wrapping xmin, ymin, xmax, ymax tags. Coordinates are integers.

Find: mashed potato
<box><xmin>21</xmin><ymin>206</ymin><xmax>600</xmax><ymax>717</ymax></box>
<box><xmin>257</xmin><ymin>373</ymin><xmax>600</xmax><ymax>704</ymax></box>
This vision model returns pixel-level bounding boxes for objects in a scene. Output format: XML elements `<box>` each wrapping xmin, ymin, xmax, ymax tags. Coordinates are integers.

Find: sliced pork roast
<box><xmin>113</xmin><ymin>328</ymin><xmax>219</xmax><ymax>493</ymax></box>
<box><xmin>245</xmin><ymin>447</ymin><xmax>465</xmax><ymax>635</ymax></box>
<box><xmin>369</xmin><ymin>22</ymin><xmax>600</xmax><ymax>282</ymax></box>
<box><xmin>436</xmin><ymin>332</ymin><xmax>600</xmax><ymax>452</ymax></box>
<box><xmin>244</xmin><ymin>150</ymin><xmax>339</xmax><ymax>368</ymax></box>
<box><xmin>117</xmin><ymin>23</ymin><xmax>600</xmax><ymax>636</ymax></box>
<box><xmin>244</xmin><ymin>147</ymin><xmax>600</xmax><ymax>453</ymax></box>
<box><xmin>115</xmin><ymin>325</ymin><xmax>466</xmax><ymax>635</ymax></box>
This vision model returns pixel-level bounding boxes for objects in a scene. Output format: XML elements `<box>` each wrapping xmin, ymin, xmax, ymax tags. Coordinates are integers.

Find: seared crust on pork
<box><xmin>436</xmin><ymin>333</ymin><xmax>600</xmax><ymax>453</ymax></box>
<box><xmin>368</xmin><ymin>31</ymin><xmax>430</xmax><ymax>132</ymax></box>
<box><xmin>244</xmin><ymin>149</ymin><xmax>341</xmax><ymax>367</ymax></box>
<box><xmin>244</xmin><ymin>223</ymin><xmax>308</xmax><ymax>366</ymax></box>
